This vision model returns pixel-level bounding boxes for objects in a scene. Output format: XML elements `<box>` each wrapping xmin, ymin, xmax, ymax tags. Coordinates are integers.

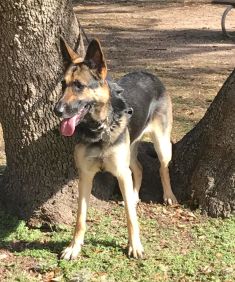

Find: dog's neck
<box><xmin>88</xmin><ymin>80</ymin><xmax>110</xmax><ymax>121</ymax></box>
<box><xmin>89</xmin><ymin>80</ymin><xmax>128</xmax><ymax>126</ymax></box>
<box><xmin>75</xmin><ymin>80</ymin><xmax>131</xmax><ymax>145</ymax></box>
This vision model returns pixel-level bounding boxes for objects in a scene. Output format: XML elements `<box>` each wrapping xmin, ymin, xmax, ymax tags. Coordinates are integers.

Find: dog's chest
<box><xmin>79</xmin><ymin>145</ymin><xmax>106</xmax><ymax>172</ymax></box>
<box><xmin>85</xmin><ymin>145</ymin><xmax>103</xmax><ymax>160</ymax></box>
<box><xmin>83</xmin><ymin>142</ymin><xmax>124</xmax><ymax>173</ymax></box>
<box><xmin>74</xmin><ymin>130</ymin><xmax>130</xmax><ymax>175</ymax></box>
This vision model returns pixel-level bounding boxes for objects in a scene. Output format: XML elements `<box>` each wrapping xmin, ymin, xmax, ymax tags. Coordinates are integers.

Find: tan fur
<box><xmin>130</xmin><ymin>142</ymin><xmax>143</xmax><ymax>204</ymax></box>
<box><xmin>63</xmin><ymin>67</ymin><xmax>110</xmax><ymax>119</ymax></box>
<box><xmin>146</xmin><ymin>93</ymin><xmax>176</xmax><ymax>204</ymax></box>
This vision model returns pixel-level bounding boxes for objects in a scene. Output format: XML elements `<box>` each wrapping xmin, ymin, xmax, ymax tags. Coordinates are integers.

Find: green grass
<box><xmin>0</xmin><ymin>205</ymin><xmax>235</xmax><ymax>282</ymax></box>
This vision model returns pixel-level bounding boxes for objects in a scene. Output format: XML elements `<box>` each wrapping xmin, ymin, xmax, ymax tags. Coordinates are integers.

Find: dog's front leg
<box><xmin>117</xmin><ymin>168</ymin><xmax>144</xmax><ymax>259</ymax></box>
<box><xmin>61</xmin><ymin>172</ymin><xmax>94</xmax><ymax>260</ymax></box>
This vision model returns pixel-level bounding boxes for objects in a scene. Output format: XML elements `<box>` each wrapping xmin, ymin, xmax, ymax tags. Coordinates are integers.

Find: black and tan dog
<box><xmin>54</xmin><ymin>38</ymin><xmax>177</xmax><ymax>260</ymax></box>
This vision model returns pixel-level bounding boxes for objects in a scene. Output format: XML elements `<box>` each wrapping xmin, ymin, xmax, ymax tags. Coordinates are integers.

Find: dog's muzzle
<box><xmin>54</xmin><ymin>101</ymin><xmax>65</xmax><ymax>118</ymax></box>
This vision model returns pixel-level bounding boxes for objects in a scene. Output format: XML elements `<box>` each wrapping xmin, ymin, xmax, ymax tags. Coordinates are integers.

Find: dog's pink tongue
<box><xmin>60</xmin><ymin>115</ymin><xmax>78</xmax><ymax>136</ymax></box>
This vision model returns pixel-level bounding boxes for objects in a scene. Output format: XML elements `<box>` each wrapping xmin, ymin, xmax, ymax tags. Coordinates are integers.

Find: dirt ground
<box><xmin>74</xmin><ymin>0</ymin><xmax>235</xmax><ymax>141</ymax></box>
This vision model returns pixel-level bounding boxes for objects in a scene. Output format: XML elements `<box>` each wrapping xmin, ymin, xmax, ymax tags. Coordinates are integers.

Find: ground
<box><xmin>74</xmin><ymin>0</ymin><xmax>235</xmax><ymax>140</ymax></box>
<box><xmin>0</xmin><ymin>1</ymin><xmax>235</xmax><ymax>281</ymax></box>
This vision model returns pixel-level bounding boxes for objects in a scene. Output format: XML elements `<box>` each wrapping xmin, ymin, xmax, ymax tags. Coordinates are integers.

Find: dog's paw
<box><xmin>133</xmin><ymin>193</ymin><xmax>141</xmax><ymax>207</ymax></box>
<box><xmin>119</xmin><ymin>195</ymin><xmax>140</xmax><ymax>208</ymax></box>
<box><xmin>60</xmin><ymin>241</ymin><xmax>83</xmax><ymax>260</ymax></box>
<box><xmin>128</xmin><ymin>240</ymin><xmax>144</xmax><ymax>259</ymax></box>
<box><xmin>164</xmin><ymin>193</ymin><xmax>178</xmax><ymax>205</ymax></box>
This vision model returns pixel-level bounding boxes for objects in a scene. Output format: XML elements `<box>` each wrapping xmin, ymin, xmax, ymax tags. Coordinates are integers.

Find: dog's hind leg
<box><xmin>130</xmin><ymin>142</ymin><xmax>143</xmax><ymax>205</ymax></box>
<box><xmin>150</xmin><ymin>112</ymin><xmax>177</xmax><ymax>205</ymax></box>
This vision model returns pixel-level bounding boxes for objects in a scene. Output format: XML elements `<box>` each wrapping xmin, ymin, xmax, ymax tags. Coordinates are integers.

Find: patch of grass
<box><xmin>5</xmin><ymin>221</ymin><xmax>42</xmax><ymax>243</ymax></box>
<box><xmin>3</xmin><ymin>267</ymin><xmax>39</xmax><ymax>282</ymax></box>
<box><xmin>161</xmin><ymin>218</ymin><xmax>235</xmax><ymax>281</ymax></box>
<box><xmin>0</xmin><ymin>206</ymin><xmax>235</xmax><ymax>281</ymax></box>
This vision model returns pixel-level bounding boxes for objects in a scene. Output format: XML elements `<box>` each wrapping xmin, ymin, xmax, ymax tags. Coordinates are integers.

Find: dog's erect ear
<box><xmin>85</xmin><ymin>39</ymin><xmax>107</xmax><ymax>80</ymax></box>
<box><xmin>60</xmin><ymin>36</ymin><xmax>83</xmax><ymax>65</ymax></box>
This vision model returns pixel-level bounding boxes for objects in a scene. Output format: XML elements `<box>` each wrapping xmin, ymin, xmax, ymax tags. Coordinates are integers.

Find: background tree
<box><xmin>0</xmin><ymin>0</ymin><xmax>234</xmax><ymax>226</ymax></box>
<box><xmin>0</xmin><ymin>0</ymin><xmax>83</xmax><ymax>224</ymax></box>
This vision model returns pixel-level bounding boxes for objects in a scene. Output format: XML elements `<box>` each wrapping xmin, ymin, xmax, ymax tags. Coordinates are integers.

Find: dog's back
<box><xmin>118</xmin><ymin>71</ymin><xmax>171</xmax><ymax>143</ymax></box>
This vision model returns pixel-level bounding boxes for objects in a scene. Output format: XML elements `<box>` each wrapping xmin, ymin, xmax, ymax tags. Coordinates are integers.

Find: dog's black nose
<box><xmin>54</xmin><ymin>102</ymin><xmax>64</xmax><ymax>117</ymax></box>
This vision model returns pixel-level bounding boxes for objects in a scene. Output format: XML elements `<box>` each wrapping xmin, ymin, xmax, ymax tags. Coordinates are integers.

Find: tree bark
<box><xmin>171</xmin><ymin>69</ymin><xmax>235</xmax><ymax>217</ymax></box>
<box><xmin>0</xmin><ymin>0</ymin><xmax>88</xmax><ymax>225</ymax></box>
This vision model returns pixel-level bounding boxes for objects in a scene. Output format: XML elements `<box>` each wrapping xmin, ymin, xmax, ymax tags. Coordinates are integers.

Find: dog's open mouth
<box><xmin>60</xmin><ymin>105</ymin><xmax>89</xmax><ymax>137</ymax></box>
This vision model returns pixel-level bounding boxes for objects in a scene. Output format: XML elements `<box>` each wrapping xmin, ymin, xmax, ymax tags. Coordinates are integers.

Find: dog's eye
<box><xmin>74</xmin><ymin>80</ymin><xmax>84</xmax><ymax>91</ymax></box>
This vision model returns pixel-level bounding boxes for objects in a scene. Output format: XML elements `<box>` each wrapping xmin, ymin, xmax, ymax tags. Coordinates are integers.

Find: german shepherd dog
<box><xmin>54</xmin><ymin>38</ymin><xmax>177</xmax><ymax>260</ymax></box>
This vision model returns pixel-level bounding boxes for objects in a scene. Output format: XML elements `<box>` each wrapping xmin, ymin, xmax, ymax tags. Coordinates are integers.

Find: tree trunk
<box><xmin>0</xmin><ymin>0</ymin><xmax>91</xmax><ymax>225</ymax></box>
<box><xmin>171</xmin><ymin>69</ymin><xmax>235</xmax><ymax>217</ymax></box>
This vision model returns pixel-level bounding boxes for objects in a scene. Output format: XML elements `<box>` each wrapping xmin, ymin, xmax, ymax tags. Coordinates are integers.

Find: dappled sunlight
<box><xmin>0</xmin><ymin>125</ymin><xmax>6</xmax><ymax>177</ymax></box>
<box><xmin>74</xmin><ymin>1</ymin><xmax>235</xmax><ymax>141</ymax></box>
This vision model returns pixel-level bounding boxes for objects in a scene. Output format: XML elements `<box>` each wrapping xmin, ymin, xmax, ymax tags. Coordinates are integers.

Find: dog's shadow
<box><xmin>1</xmin><ymin>236</ymin><xmax>127</xmax><ymax>259</ymax></box>
<box><xmin>84</xmin><ymin>237</ymin><xmax>127</xmax><ymax>256</ymax></box>
<box><xmin>0</xmin><ymin>209</ymin><xmax>127</xmax><ymax>258</ymax></box>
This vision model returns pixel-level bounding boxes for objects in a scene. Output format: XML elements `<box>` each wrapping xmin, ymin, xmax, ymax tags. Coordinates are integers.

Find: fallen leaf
<box><xmin>201</xmin><ymin>265</ymin><xmax>213</xmax><ymax>274</ymax></box>
<box><xmin>0</xmin><ymin>253</ymin><xmax>8</xmax><ymax>260</ymax></box>
<box><xmin>51</xmin><ymin>275</ymin><xmax>63</xmax><ymax>282</ymax></box>
<box><xmin>216</xmin><ymin>253</ymin><xmax>223</xmax><ymax>258</ymax></box>
<box><xmin>177</xmin><ymin>224</ymin><xmax>186</xmax><ymax>229</ymax></box>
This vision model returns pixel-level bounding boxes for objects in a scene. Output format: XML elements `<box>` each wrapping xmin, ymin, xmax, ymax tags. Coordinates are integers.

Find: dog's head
<box><xmin>54</xmin><ymin>38</ymin><xmax>109</xmax><ymax>136</ymax></box>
